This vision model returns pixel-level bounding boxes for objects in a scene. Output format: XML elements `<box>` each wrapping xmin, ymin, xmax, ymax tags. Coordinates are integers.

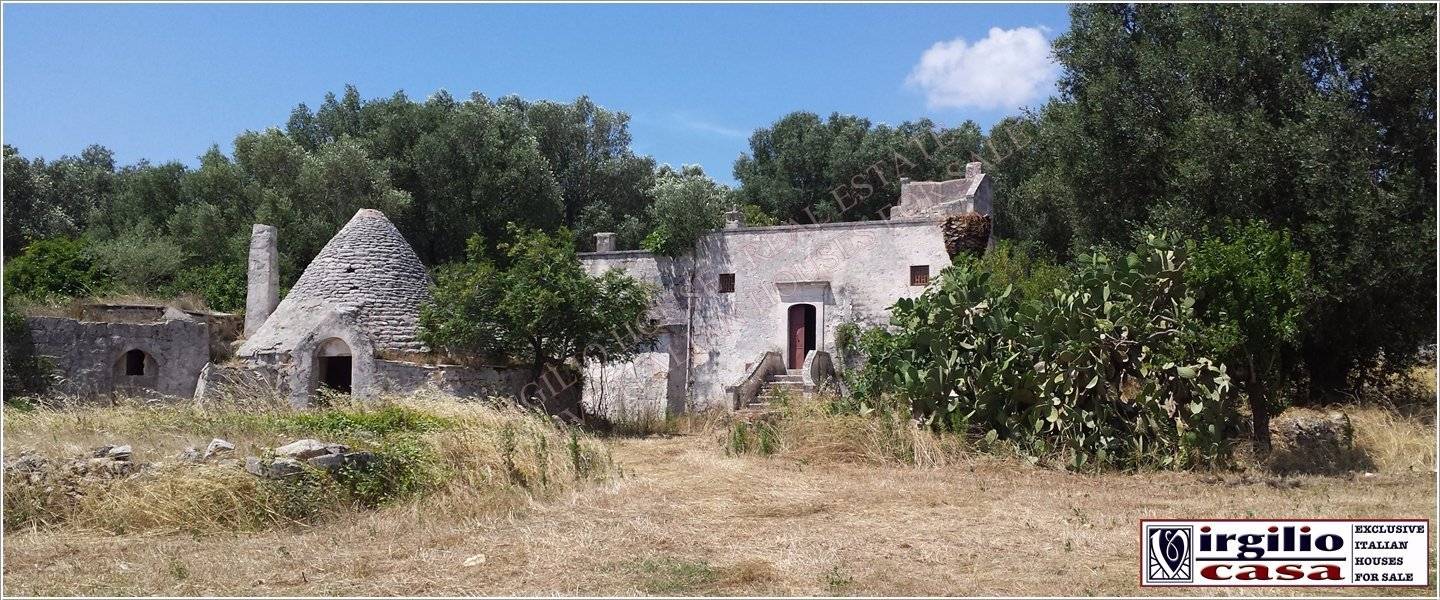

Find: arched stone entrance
<box><xmin>314</xmin><ymin>338</ymin><xmax>353</xmax><ymax>394</ymax></box>
<box><xmin>112</xmin><ymin>348</ymin><xmax>159</xmax><ymax>393</ymax></box>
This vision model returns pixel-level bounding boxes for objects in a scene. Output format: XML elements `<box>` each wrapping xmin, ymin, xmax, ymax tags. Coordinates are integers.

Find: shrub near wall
<box><xmin>854</xmin><ymin>233</ymin><xmax>1233</xmax><ymax>470</ymax></box>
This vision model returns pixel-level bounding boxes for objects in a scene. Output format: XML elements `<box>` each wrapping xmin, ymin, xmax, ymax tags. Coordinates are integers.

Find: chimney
<box><xmin>245</xmin><ymin>224</ymin><xmax>279</xmax><ymax>336</ymax></box>
<box><xmin>724</xmin><ymin>205</ymin><xmax>745</xmax><ymax>229</ymax></box>
<box><xmin>964</xmin><ymin>161</ymin><xmax>983</xmax><ymax>179</ymax></box>
<box><xmin>594</xmin><ymin>232</ymin><xmax>616</xmax><ymax>252</ymax></box>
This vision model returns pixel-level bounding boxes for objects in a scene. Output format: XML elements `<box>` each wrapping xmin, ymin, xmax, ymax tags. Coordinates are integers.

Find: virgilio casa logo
<box><xmin>1141</xmin><ymin>519</ymin><xmax>1429</xmax><ymax>587</ymax></box>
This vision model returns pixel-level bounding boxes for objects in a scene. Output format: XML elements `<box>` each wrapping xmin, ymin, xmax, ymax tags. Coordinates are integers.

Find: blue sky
<box><xmin>3</xmin><ymin>3</ymin><xmax>1070</xmax><ymax>184</ymax></box>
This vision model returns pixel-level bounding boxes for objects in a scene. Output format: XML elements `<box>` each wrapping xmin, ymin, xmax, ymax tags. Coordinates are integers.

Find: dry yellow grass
<box><xmin>1351</xmin><ymin>405</ymin><xmax>1436</xmax><ymax>474</ymax></box>
<box><xmin>3</xmin><ymin>391</ymin><xmax>612</xmax><ymax>536</ymax></box>
<box><xmin>726</xmin><ymin>394</ymin><xmax>966</xmax><ymax>467</ymax></box>
<box><xmin>4</xmin><ymin>399</ymin><xmax>1434</xmax><ymax>596</ymax></box>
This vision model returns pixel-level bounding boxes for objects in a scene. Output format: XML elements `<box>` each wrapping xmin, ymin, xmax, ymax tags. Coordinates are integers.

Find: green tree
<box><xmin>90</xmin><ymin>160</ymin><xmax>188</xmax><ymax>238</ymax></box>
<box><xmin>410</xmin><ymin>97</ymin><xmax>564</xmax><ymax>264</ymax></box>
<box><xmin>1001</xmin><ymin>3</ymin><xmax>1436</xmax><ymax>396</ymax></box>
<box><xmin>504</xmin><ymin>95</ymin><xmax>657</xmax><ymax>247</ymax></box>
<box><xmin>642</xmin><ymin>165</ymin><xmax>729</xmax><ymax>257</ymax></box>
<box><xmin>1188</xmin><ymin>222</ymin><xmax>1311</xmax><ymax>454</ymax></box>
<box><xmin>166</xmin><ymin>261</ymin><xmax>248</xmax><ymax>313</ymax></box>
<box><xmin>4</xmin><ymin>145</ymin><xmax>114</xmax><ymax>255</ymax></box>
<box><xmin>733</xmin><ymin>112</ymin><xmax>982</xmax><ymax>223</ymax></box>
<box><xmin>90</xmin><ymin>224</ymin><xmax>191</xmax><ymax>292</ymax></box>
<box><xmin>419</xmin><ymin>226</ymin><xmax>655</xmax><ymax>386</ymax></box>
<box><xmin>2</xmin><ymin>145</ymin><xmax>57</xmax><ymax>257</ymax></box>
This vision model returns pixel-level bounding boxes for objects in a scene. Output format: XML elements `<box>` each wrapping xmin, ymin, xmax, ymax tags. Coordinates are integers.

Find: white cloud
<box><xmin>906</xmin><ymin>26</ymin><xmax>1057</xmax><ymax>110</ymax></box>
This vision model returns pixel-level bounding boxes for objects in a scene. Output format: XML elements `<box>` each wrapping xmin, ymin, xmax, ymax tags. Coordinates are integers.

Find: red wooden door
<box><xmin>788</xmin><ymin>304</ymin><xmax>809</xmax><ymax>368</ymax></box>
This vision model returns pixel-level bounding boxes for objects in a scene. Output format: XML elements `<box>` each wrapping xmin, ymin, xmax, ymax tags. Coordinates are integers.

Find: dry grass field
<box><xmin>3</xmin><ymin>394</ymin><xmax>1435</xmax><ymax>597</ymax></box>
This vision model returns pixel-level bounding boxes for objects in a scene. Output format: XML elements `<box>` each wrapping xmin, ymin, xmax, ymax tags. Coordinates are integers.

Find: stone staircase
<box><xmin>736</xmin><ymin>369</ymin><xmax>813</xmax><ymax>418</ymax></box>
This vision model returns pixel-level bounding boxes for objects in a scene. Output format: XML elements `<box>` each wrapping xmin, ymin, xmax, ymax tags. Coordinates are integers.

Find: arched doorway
<box><xmin>112</xmin><ymin>348</ymin><xmax>159</xmax><ymax>393</ymax></box>
<box><xmin>314</xmin><ymin>338</ymin><xmax>353</xmax><ymax>394</ymax></box>
<box><xmin>787</xmin><ymin>303</ymin><xmax>816</xmax><ymax>368</ymax></box>
<box><xmin>123</xmin><ymin>349</ymin><xmax>147</xmax><ymax>376</ymax></box>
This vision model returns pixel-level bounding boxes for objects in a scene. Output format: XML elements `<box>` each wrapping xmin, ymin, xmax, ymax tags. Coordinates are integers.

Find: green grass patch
<box><xmin>625</xmin><ymin>557</ymin><xmax>720</xmax><ymax>594</ymax></box>
<box><xmin>276</xmin><ymin>405</ymin><xmax>454</xmax><ymax>437</ymax></box>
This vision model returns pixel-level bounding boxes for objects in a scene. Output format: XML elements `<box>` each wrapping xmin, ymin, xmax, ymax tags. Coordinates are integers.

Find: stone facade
<box><xmin>582</xmin><ymin>218</ymin><xmax>953</xmax><ymax>414</ymax></box>
<box><xmin>578</xmin><ymin>165</ymin><xmax>992</xmax><ymax>416</ymax></box>
<box><xmin>27</xmin><ymin>311</ymin><xmax>211</xmax><ymax>398</ymax></box>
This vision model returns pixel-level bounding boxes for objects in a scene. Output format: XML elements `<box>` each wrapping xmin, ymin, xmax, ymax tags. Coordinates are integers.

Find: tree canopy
<box><xmin>418</xmin><ymin>227</ymin><xmax>656</xmax><ymax>384</ymax></box>
<box><xmin>987</xmin><ymin>3</ymin><xmax>1436</xmax><ymax>397</ymax></box>
<box><xmin>3</xmin><ymin>89</ymin><xmax>670</xmax><ymax>310</ymax></box>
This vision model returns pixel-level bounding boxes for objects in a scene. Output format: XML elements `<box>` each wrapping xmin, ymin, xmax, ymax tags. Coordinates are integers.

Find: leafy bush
<box><xmin>2</xmin><ymin>236</ymin><xmax>110</xmax><ymax>300</ymax></box>
<box><xmin>976</xmin><ymin>240</ymin><xmax>1071</xmax><ymax>304</ymax></box>
<box><xmin>90</xmin><ymin>225</ymin><xmax>190</xmax><ymax>292</ymax></box>
<box><xmin>278</xmin><ymin>405</ymin><xmax>453</xmax><ymax>437</ymax></box>
<box><xmin>854</xmin><ymin>233</ymin><xmax>1234</xmax><ymax>469</ymax></box>
<box><xmin>165</xmin><ymin>261</ymin><xmax>248</xmax><ymax>313</ymax></box>
<box><xmin>1187</xmin><ymin>222</ymin><xmax>1311</xmax><ymax>453</ymax></box>
<box><xmin>723</xmin><ymin>393</ymin><xmax>963</xmax><ymax>466</ymax></box>
<box><xmin>2</xmin><ymin>306</ymin><xmax>52</xmax><ymax>398</ymax></box>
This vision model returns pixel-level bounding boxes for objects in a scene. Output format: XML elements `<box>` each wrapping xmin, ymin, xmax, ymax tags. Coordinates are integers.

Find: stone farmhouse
<box><xmin>580</xmin><ymin>162</ymin><xmax>992</xmax><ymax>418</ymax></box>
<box><xmin>25</xmin><ymin>162</ymin><xmax>992</xmax><ymax>417</ymax></box>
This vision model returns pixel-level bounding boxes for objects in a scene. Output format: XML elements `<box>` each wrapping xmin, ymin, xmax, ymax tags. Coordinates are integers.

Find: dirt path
<box><xmin>3</xmin><ymin>434</ymin><xmax>1435</xmax><ymax>596</ymax></box>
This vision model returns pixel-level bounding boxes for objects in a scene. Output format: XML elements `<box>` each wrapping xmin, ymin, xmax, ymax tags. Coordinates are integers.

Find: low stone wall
<box><xmin>27</xmin><ymin>315</ymin><xmax>211</xmax><ymax>398</ymax></box>
<box><xmin>372</xmin><ymin>359</ymin><xmax>531</xmax><ymax>400</ymax></box>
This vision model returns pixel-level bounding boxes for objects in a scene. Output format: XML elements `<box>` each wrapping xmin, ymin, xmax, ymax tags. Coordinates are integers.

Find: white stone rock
<box><xmin>273</xmin><ymin>439</ymin><xmax>347</xmax><ymax>460</ymax></box>
<box><xmin>106</xmin><ymin>445</ymin><xmax>133</xmax><ymax>461</ymax></box>
<box><xmin>203</xmin><ymin>438</ymin><xmax>235</xmax><ymax>459</ymax></box>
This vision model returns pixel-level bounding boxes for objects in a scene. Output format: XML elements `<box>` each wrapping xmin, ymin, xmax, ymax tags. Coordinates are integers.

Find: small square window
<box><xmin>718</xmin><ymin>273</ymin><xmax>735</xmax><ymax>293</ymax></box>
<box><xmin>909</xmin><ymin>265</ymin><xmax>930</xmax><ymax>286</ymax></box>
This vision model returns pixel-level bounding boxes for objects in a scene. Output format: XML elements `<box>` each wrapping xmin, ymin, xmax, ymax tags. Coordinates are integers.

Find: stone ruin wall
<box><xmin>26</xmin><ymin>314</ymin><xmax>211</xmax><ymax>398</ymax></box>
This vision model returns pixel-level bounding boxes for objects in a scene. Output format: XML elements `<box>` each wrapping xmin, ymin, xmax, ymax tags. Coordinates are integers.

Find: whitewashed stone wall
<box><xmin>579</xmin><ymin>251</ymin><xmax>691</xmax><ymax>417</ymax></box>
<box><xmin>579</xmin><ymin>218</ymin><xmax>950</xmax><ymax>412</ymax></box>
<box><xmin>582</xmin><ymin>325</ymin><xmax>687</xmax><ymax>419</ymax></box>
<box><xmin>892</xmin><ymin>162</ymin><xmax>993</xmax><ymax>219</ymax></box>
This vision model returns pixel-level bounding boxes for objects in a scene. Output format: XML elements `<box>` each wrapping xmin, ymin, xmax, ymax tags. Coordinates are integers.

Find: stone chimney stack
<box><xmin>245</xmin><ymin>224</ymin><xmax>279</xmax><ymax>336</ymax></box>
<box><xmin>594</xmin><ymin>232</ymin><xmax>616</xmax><ymax>252</ymax></box>
<box><xmin>725</xmin><ymin>206</ymin><xmax>745</xmax><ymax>229</ymax></box>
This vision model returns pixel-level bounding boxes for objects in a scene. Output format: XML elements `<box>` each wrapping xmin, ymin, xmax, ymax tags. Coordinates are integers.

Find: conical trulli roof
<box><xmin>259</xmin><ymin>209</ymin><xmax>432</xmax><ymax>353</ymax></box>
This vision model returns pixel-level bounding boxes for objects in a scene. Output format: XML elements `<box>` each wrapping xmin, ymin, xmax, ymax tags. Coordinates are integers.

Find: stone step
<box><xmin>770</xmin><ymin>375</ymin><xmax>803</xmax><ymax>383</ymax></box>
<box><xmin>757</xmin><ymin>392</ymin><xmax>813</xmax><ymax>402</ymax></box>
<box><xmin>763</xmin><ymin>381</ymin><xmax>806</xmax><ymax>389</ymax></box>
